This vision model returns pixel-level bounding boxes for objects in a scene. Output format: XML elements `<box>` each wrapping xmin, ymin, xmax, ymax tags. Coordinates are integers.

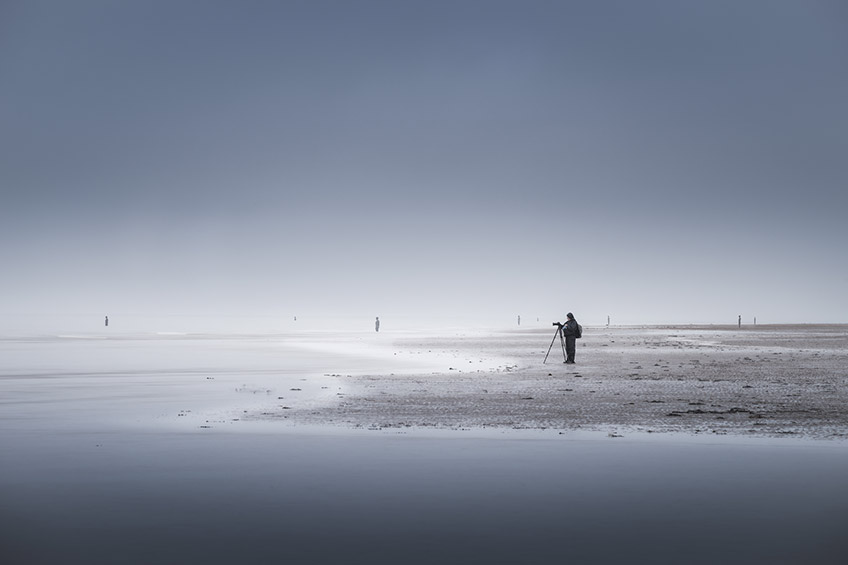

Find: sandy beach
<box><xmin>255</xmin><ymin>324</ymin><xmax>848</xmax><ymax>440</ymax></box>
<box><xmin>2</xmin><ymin>324</ymin><xmax>847</xmax><ymax>564</ymax></box>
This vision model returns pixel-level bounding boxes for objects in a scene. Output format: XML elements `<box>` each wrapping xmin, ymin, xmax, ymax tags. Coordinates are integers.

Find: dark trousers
<box><xmin>565</xmin><ymin>336</ymin><xmax>576</xmax><ymax>363</ymax></box>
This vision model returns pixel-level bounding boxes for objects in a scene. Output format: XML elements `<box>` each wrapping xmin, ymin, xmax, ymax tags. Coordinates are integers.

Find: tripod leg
<box><xmin>543</xmin><ymin>329</ymin><xmax>559</xmax><ymax>364</ymax></box>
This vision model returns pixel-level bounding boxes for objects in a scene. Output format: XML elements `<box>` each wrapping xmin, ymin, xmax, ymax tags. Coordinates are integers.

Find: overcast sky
<box><xmin>2</xmin><ymin>0</ymin><xmax>846</xmax><ymax>328</ymax></box>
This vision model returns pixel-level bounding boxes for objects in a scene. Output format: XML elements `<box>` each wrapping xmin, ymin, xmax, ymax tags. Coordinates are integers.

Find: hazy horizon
<box><xmin>3</xmin><ymin>1</ymin><xmax>847</xmax><ymax>329</ymax></box>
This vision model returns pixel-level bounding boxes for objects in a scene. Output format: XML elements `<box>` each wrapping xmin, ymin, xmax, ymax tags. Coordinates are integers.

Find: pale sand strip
<box><xmin>258</xmin><ymin>325</ymin><xmax>848</xmax><ymax>439</ymax></box>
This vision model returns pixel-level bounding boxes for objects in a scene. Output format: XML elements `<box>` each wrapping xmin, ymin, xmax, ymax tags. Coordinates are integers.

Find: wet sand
<box><xmin>265</xmin><ymin>325</ymin><xmax>848</xmax><ymax>440</ymax></box>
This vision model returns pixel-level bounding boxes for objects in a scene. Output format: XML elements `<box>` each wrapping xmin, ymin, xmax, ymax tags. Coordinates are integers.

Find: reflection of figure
<box><xmin>375</xmin><ymin>317</ymin><xmax>380</xmax><ymax>332</ymax></box>
<box><xmin>561</xmin><ymin>312</ymin><xmax>579</xmax><ymax>364</ymax></box>
<box><xmin>105</xmin><ymin>315</ymin><xmax>109</xmax><ymax>327</ymax></box>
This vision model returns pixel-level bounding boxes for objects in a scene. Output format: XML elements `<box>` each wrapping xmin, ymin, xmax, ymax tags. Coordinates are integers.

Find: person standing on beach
<box><xmin>561</xmin><ymin>312</ymin><xmax>579</xmax><ymax>364</ymax></box>
<box><xmin>375</xmin><ymin>317</ymin><xmax>380</xmax><ymax>332</ymax></box>
<box><xmin>105</xmin><ymin>315</ymin><xmax>109</xmax><ymax>327</ymax></box>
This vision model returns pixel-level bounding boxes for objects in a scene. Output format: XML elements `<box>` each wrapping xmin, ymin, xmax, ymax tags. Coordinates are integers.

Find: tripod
<box><xmin>543</xmin><ymin>325</ymin><xmax>567</xmax><ymax>364</ymax></box>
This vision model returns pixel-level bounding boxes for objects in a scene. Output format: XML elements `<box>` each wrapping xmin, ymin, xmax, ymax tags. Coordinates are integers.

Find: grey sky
<box><xmin>2</xmin><ymin>0</ymin><xmax>846</xmax><ymax>326</ymax></box>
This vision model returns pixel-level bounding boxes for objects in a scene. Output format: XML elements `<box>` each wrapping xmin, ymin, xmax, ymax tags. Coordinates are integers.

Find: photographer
<box><xmin>558</xmin><ymin>313</ymin><xmax>579</xmax><ymax>364</ymax></box>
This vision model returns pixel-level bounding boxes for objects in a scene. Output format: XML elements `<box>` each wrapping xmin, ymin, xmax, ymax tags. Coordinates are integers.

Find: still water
<box><xmin>3</xmin><ymin>430</ymin><xmax>847</xmax><ymax>564</ymax></box>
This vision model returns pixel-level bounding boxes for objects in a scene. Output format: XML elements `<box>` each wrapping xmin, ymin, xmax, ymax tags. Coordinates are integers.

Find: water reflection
<box><xmin>2</xmin><ymin>432</ymin><xmax>846</xmax><ymax>564</ymax></box>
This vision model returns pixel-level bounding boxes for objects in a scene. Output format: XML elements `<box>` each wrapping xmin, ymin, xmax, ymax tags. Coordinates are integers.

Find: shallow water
<box><xmin>1</xmin><ymin>332</ymin><xmax>846</xmax><ymax>564</ymax></box>
<box><xmin>0</xmin><ymin>331</ymin><xmax>441</xmax><ymax>433</ymax></box>
<box><xmin>3</xmin><ymin>430</ymin><xmax>847</xmax><ymax>564</ymax></box>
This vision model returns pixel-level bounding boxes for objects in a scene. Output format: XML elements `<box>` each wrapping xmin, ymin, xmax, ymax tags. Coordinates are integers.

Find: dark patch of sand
<box><xmin>257</xmin><ymin>325</ymin><xmax>848</xmax><ymax>439</ymax></box>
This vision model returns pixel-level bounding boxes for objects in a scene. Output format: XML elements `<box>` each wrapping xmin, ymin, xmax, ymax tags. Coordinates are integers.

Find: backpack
<box><xmin>576</xmin><ymin>323</ymin><xmax>583</xmax><ymax>339</ymax></box>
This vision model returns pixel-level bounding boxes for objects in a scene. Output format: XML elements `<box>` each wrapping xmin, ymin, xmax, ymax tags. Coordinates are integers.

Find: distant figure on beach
<box><xmin>375</xmin><ymin>317</ymin><xmax>380</xmax><ymax>332</ymax></box>
<box><xmin>517</xmin><ymin>315</ymin><xmax>521</xmax><ymax>326</ymax></box>
<box><xmin>105</xmin><ymin>315</ymin><xmax>109</xmax><ymax>327</ymax></box>
<box><xmin>738</xmin><ymin>315</ymin><xmax>742</xmax><ymax>328</ymax></box>
<box><xmin>561</xmin><ymin>312</ymin><xmax>580</xmax><ymax>364</ymax></box>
